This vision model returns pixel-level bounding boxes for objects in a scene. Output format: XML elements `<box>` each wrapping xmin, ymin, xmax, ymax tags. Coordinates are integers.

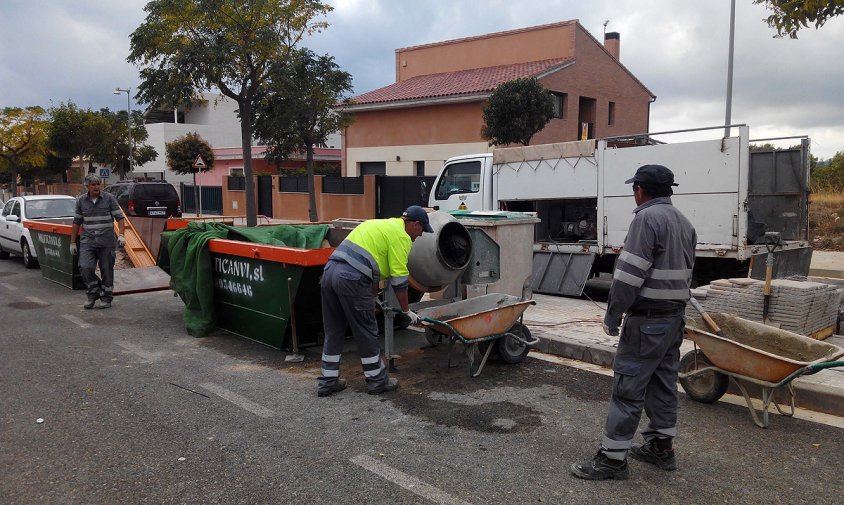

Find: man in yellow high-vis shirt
<box><xmin>317</xmin><ymin>206</ymin><xmax>432</xmax><ymax>397</ymax></box>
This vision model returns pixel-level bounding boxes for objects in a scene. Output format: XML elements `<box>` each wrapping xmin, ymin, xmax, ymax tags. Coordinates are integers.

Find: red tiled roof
<box><xmin>350</xmin><ymin>57</ymin><xmax>574</xmax><ymax>106</ymax></box>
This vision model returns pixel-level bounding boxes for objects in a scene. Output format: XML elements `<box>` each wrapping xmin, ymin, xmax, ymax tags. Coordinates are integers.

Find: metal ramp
<box><xmin>531</xmin><ymin>248</ymin><xmax>595</xmax><ymax>297</ymax></box>
<box><xmin>116</xmin><ymin>213</ymin><xmax>157</xmax><ymax>267</ymax></box>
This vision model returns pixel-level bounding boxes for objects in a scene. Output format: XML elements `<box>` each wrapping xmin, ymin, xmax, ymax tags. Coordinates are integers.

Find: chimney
<box><xmin>604</xmin><ymin>31</ymin><xmax>620</xmax><ymax>60</ymax></box>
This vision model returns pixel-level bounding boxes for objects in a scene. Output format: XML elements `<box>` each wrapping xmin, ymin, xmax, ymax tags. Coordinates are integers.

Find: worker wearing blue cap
<box><xmin>317</xmin><ymin>205</ymin><xmax>432</xmax><ymax>397</ymax></box>
<box><xmin>572</xmin><ymin>164</ymin><xmax>697</xmax><ymax>480</ymax></box>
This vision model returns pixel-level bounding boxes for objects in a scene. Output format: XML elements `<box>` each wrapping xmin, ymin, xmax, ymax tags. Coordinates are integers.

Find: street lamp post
<box><xmin>114</xmin><ymin>87</ymin><xmax>133</xmax><ymax>175</ymax></box>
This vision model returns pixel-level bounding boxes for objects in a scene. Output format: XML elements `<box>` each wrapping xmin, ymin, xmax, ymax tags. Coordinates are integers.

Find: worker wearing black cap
<box><xmin>317</xmin><ymin>205</ymin><xmax>433</xmax><ymax>397</ymax></box>
<box><xmin>572</xmin><ymin>164</ymin><xmax>697</xmax><ymax>480</ymax></box>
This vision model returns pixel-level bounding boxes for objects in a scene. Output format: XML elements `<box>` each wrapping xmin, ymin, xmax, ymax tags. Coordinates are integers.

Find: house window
<box><xmin>229</xmin><ymin>167</ymin><xmax>244</xmax><ymax>177</ymax></box>
<box><xmin>551</xmin><ymin>92</ymin><xmax>568</xmax><ymax>119</ymax></box>
<box><xmin>608</xmin><ymin>101</ymin><xmax>616</xmax><ymax>126</ymax></box>
<box><xmin>359</xmin><ymin>161</ymin><xmax>386</xmax><ymax>176</ymax></box>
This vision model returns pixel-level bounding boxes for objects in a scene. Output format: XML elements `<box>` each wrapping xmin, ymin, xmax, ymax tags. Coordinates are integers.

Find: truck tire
<box><xmin>679</xmin><ymin>349</ymin><xmax>729</xmax><ymax>404</ymax></box>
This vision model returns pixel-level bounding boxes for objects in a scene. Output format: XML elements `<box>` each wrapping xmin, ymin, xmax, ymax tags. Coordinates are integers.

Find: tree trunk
<box><xmin>239</xmin><ymin>100</ymin><xmax>257</xmax><ymax>227</ymax></box>
<box><xmin>307</xmin><ymin>145</ymin><xmax>317</xmax><ymax>222</ymax></box>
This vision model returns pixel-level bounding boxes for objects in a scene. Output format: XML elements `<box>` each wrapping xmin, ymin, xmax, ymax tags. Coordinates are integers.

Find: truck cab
<box><xmin>429</xmin><ymin>153</ymin><xmax>493</xmax><ymax>212</ymax></box>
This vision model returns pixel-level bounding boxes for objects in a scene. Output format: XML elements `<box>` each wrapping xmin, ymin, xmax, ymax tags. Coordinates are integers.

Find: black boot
<box><xmin>317</xmin><ymin>378</ymin><xmax>347</xmax><ymax>397</ymax></box>
<box><xmin>630</xmin><ymin>438</ymin><xmax>677</xmax><ymax>471</ymax></box>
<box><xmin>83</xmin><ymin>298</ymin><xmax>97</xmax><ymax>310</ymax></box>
<box><xmin>571</xmin><ymin>451</ymin><xmax>630</xmax><ymax>480</ymax></box>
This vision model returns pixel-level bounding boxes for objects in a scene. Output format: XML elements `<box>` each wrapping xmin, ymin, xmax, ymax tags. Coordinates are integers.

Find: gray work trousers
<box><xmin>318</xmin><ymin>260</ymin><xmax>389</xmax><ymax>391</ymax></box>
<box><xmin>601</xmin><ymin>314</ymin><xmax>685</xmax><ymax>460</ymax></box>
<box><xmin>79</xmin><ymin>244</ymin><xmax>116</xmax><ymax>303</ymax></box>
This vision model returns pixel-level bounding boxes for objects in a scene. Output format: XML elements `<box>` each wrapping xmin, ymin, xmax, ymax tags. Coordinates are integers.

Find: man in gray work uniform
<box><xmin>572</xmin><ymin>164</ymin><xmax>697</xmax><ymax>480</ymax></box>
<box><xmin>70</xmin><ymin>174</ymin><xmax>125</xmax><ymax>309</ymax></box>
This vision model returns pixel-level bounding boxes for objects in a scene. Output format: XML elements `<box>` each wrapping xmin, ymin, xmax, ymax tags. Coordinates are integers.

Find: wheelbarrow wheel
<box><xmin>497</xmin><ymin>322</ymin><xmax>532</xmax><ymax>364</ymax></box>
<box><xmin>679</xmin><ymin>349</ymin><xmax>729</xmax><ymax>404</ymax></box>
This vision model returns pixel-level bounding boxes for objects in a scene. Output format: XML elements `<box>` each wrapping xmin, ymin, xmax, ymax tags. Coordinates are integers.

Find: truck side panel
<box><xmin>494</xmin><ymin>155</ymin><xmax>598</xmax><ymax>201</ymax></box>
<box><xmin>601</xmin><ymin>129</ymin><xmax>748</xmax><ymax>254</ymax></box>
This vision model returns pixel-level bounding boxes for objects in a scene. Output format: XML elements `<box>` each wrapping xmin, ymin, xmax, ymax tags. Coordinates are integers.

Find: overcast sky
<box><xmin>1</xmin><ymin>0</ymin><xmax>842</xmax><ymax>159</ymax></box>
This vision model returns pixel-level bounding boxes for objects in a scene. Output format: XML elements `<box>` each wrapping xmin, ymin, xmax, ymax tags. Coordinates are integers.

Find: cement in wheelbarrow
<box><xmin>417</xmin><ymin>293</ymin><xmax>533</xmax><ymax>340</ymax></box>
<box><xmin>686</xmin><ymin>313</ymin><xmax>844</xmax><ymax>383</ymax></box>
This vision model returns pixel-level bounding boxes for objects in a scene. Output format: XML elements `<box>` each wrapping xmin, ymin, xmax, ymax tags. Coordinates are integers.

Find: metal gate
<box><xmin>257</xmin><ymin>175</ymin><xmax>274</xmax><ymax>218</ymax></box>
<box><xmin>376</xmin><ymin>176</ymin><xmax>436</xmax><ymax>218</ymax></box>
<box><xmin>748</xmin><ymin>140</ymin><xmax>810</xmax><ymax>242</ymax></box>
<box><xmin>180</xmin><ymin>184</ymin><xmax>223</xmax><ymax>215</ymax></box>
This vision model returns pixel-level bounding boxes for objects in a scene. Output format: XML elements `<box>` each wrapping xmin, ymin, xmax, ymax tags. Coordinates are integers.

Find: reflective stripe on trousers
<box><xmin>601</xmin><ymin>314</ymin><xmax>684</xmax><ymax>460</ymax></box>
<box><xmin>318</xmin><ymin>261</ymin><xmax>389</xmax><ymax>391</ymax></box>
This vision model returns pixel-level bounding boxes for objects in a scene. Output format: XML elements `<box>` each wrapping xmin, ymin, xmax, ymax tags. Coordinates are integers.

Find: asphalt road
<box><xmin>2</xmin><ymin>257</ymin><xmax>843</xmax><ymax>504</ymax></box>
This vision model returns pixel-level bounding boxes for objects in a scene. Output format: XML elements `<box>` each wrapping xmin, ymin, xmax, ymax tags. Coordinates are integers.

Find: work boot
<box><xmin>630</xmin><ymin>438</ymin><xmax>677</xmax><ymax>471</ymax></box>
<box><xmin>83</xmin><ymin>298</ymin><xmax>97</xmax><ymax>310</ymax></box>
<box><xmin>317</xmin><ymin>378</ymin><xmax>347</xmax><ymax>397</ymax></box>
<box><xmin>97</xmin><ymin>301</ymin><xmax>112</xmax><ymax>309</ymax></box>
<box><xmin>367</xmin><ymin>377</ymin><xmax>399</xmax><ymax>395</ymax></box>
<box><xmin>570</xmin><ymin>451</ymin><xmax>630</xmax><ymax>480</ymax></box>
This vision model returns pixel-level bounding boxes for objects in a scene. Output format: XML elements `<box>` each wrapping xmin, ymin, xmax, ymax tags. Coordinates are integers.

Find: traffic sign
<box><xmin>99</xmin><ymin>168</ymin><xmax>110</xmax><ymax>178</ymax></box>
<box><xmin>193</xmin><ymin>155</ymin><xmax>207</xmax><ymax>169</ymax></box>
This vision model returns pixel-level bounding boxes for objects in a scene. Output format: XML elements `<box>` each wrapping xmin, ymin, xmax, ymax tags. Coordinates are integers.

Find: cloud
<box><xmin>2</xmin><ymin>0</ymin><xmax>842</xmax><ymax>158</ymax></box>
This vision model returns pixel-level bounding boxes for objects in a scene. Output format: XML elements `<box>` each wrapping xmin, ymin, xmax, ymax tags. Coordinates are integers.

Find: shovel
<box><xmin>762</xmin><ymin>232</ymin><xmax>781</xmax><ymax>325</ymax></box>
<box><xmin>689</xmin><ymin>296</ymin><xmax>725</xmax><ymax>338</ymax></box>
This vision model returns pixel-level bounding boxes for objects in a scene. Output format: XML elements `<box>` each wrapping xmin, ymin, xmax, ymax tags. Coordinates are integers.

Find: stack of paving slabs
<box><xmin>686</xmin><ymin>278</ymin><xmax>841</xmax><ymax>339</ymax></box>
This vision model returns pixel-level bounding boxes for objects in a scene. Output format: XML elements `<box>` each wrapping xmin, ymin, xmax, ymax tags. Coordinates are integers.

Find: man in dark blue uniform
<box><xmin>572</xmin><ymin>164</ymin><xmax>697</xmax><ymax>480</ymax></box>
<box><xmin>70</xmin><ymin>174</ymin><xmax>125</xmax><ymax>309</ymax></box>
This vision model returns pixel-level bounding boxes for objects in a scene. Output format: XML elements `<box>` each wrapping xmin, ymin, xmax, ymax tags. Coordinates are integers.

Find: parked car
<box><xmin>104</xmin><ymin>181</ymin><xmax>182</xmax><ymax>218</ymax></box>
<box><xmin>0</xmin><ymin>195</ymin><xmax>77</xmax><ymax>268</ymax></box>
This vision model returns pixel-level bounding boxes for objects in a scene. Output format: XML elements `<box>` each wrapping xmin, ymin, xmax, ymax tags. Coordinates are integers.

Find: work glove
<box><xmin>69</xmin><ymin>243</ymin><xmax>78</xmax><ymax>256</ymax></box>
<box><xmin>602</xmin><ymin>322</ymin><xmax>619</xmax><ymax>337</ymax></box>
<box><xmin>403</xmin><ymin>310</ymin><xmax>421</xmax><ymax>326</ymax></box>
<box><xmin>117</xmin><ymin>234</ymin><xmax>126</xmax><ymax>248</ymax></box>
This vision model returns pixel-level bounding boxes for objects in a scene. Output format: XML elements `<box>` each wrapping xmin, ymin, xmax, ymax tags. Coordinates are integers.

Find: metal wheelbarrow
<box><xmin>679</xmin><ymin>313</ymin><xmax>844</xmax><ymax>428</ymax></box>
<box><xmin>416</xmin><ymin>293</ymin><xmax>539</xmax><ymax>377</ymax></box>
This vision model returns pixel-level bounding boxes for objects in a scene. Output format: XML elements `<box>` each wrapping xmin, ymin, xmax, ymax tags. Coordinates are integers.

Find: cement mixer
<box><xmin>384</xmin><ymin>210</ymin><xmax>540</xmax><ymax>374</ymax></box>
<box><xmin>407</xmin><ymin>211</ymin><xmax>473</xmax><ymax>293</ymax></box>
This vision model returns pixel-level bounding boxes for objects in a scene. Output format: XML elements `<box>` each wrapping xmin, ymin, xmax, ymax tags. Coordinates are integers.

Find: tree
<box><xmin>165</xmin><ymin>132</ymin><xmax>215</xmax><ymax>214</ymax></box>
<box><xmin>48</xmin><ymin>102</ymin><xmax>110</xmax><ymax>183</ymax></box>
<box><xmin>95</xmin><ymin>109</ymin><xmax>157</xmax><ymax>179</ymax></box>
<box><xmin>253</xmin><ymin>49</ymin><xmax>353</xmax><ymax>222</ymax></box>
<box><xmin>812</xmin><ymin>151</ymin><xmax>844</xmax><ymax>191</ymax></box>
<box><xmin>481</xmin><ymin>78</ymin><xmax>555</xmax><ymax>146</ymax></box>
<box><xmin>0</xmin><ymin>106</ymin><xmax>50</xmax><ymax>196</ymax></box>
<box><xmin>754</xmin><ymin>0</ymin><xmax>844</xmax><ymax>38</ymax></box>
<box><xmin>128</xmin><ymin>0</ymin><xmax>332</xmax><ymax>226</ymax></box>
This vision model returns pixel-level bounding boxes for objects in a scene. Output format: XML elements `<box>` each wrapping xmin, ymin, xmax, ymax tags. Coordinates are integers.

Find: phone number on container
<box><xmin>215</xmin><ymin>277</ymin><xmax>254</xmax><ymax>297</ymax></box>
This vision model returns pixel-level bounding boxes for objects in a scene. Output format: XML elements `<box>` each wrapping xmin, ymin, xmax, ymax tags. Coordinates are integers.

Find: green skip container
<box><xmin>25</xmin><ymin>219</ymin><xmax>85</xmax><ymax>289</ymax></box>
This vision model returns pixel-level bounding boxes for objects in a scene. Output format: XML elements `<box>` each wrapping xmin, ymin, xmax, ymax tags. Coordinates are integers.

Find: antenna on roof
<box><xmin>603</xmin><ymin>20</ymin><xmax>610</xmax><ymax>37</ymax></box>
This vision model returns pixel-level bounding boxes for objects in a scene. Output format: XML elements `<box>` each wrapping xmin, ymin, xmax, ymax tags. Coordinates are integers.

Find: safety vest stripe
<box><xmin>650</xmin><ymin>268</ymin><xmax>693</xmax><ymax>280</ymax></box>
<box><xmin>639</xmin><ymin>286</ymin><xmax>690</xmax><ymax>300</ymax></box>
<box><xmin>83</xmin><ymin>223</ymin><xmax>113</xmax><ymax>230</ymax></box>
<box><xmin>619</xmin><ymin>250</ymin><xmax>652</xmax><ymax>271</ymax></box>
<box><xmin>83</xmin><ymin>215</ymin><xmax>112</xmax><ymax>222</ymax></box>
<box><xmin>613</xmin><ymin>269</ymin><xmax>645</xmax><ymax>287</ymax></box>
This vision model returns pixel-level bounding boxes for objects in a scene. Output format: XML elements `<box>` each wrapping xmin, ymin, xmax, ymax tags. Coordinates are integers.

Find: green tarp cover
<box><xmin>163</xmin><ymin>222</ymin><xmax>330</xmax><ymax>337</ymax></box>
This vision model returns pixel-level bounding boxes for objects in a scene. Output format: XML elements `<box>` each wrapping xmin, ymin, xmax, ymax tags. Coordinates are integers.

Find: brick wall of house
<box><xmin>345</xmin><ymin>101</ymin><xmax>486</xmax><ymax>147</ymax></box>
<box><xmin>396</xmin><ymin>21</ymin><xmax>576</xmax><ymax>81</ymax></box>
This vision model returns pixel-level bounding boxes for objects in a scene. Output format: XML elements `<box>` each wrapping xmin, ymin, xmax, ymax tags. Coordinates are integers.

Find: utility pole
<box><xmin>724</xmin><ymin>0</ymin><xmax>736</xmax><ymax>138</ymax></box>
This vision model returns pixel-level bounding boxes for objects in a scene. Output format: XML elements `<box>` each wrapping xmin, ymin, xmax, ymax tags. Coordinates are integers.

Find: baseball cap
<box><xmin>625</xmin><ymin>164</ymin><xmax>679</xmax><ymax>187</ymax></box>
<box><xmin>402</xmin><ymin>205</ymin><xmax>433</xmax><ymax>233</ymax></box>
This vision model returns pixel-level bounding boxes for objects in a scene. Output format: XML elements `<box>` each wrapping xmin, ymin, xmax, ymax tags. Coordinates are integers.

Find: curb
<box><xmin>532</xmin><ymin>330</ymin><xmax>844</xmax><ymax>419</ymax></box>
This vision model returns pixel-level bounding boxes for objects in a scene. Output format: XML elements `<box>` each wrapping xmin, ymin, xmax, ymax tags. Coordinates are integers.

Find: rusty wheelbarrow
<box><xmin>416</xmin><ymin>293</ymin><xmax>539</xmax><ymax>377</ymax></box>
<box><xmin>680</xmin><ymin>313</ymin><xmax>844</xmax><ymax>428</ymax></box>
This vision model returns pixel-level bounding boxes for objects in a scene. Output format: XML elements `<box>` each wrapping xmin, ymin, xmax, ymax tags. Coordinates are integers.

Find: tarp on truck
<box><xmin>162</xmin><ymin>222</ymin><xmax>329</xmax><ymax>337</ymax></box>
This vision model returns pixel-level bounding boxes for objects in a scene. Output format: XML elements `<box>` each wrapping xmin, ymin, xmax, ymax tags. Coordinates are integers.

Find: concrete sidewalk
<box><xmin>526</xmin><ymin>293</ymin><xmax>844</xmax><ymax>418</ymax></box>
